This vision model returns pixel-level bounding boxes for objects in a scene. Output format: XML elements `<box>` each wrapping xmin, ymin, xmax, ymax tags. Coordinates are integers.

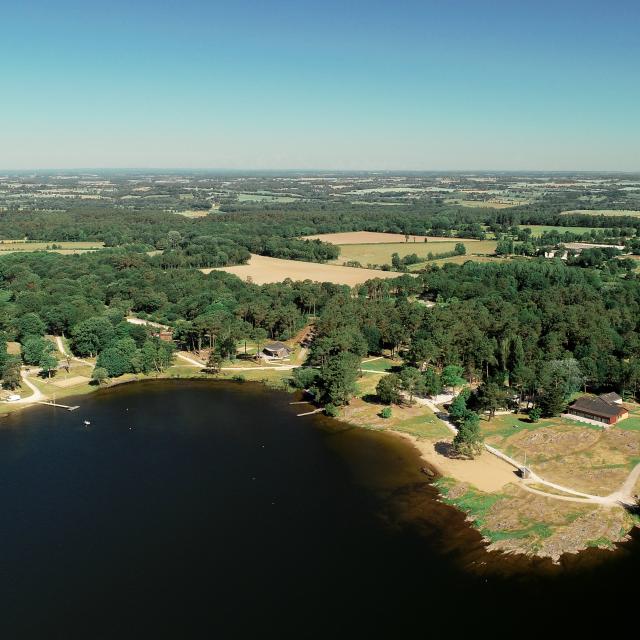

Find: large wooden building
<box><xmin>567</xmin><ymin>393</ymin><xmax>628</xmax><ymax>426</ymax></box>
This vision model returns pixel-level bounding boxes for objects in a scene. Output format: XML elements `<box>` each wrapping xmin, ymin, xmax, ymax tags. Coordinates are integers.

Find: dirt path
<box><xmin>410</xmin><ymin>394</ymin><xmax>640</xmax><ymax>507</ymax></box>
<box><xmin>10</xmin><ymin>371</ymin><xmax>46</xmax><ymax>405</ymax></box>
<box><xmin>55</xmin><ymin>336</ymin><xmax>90</xmax><ymax>365</ymax></box>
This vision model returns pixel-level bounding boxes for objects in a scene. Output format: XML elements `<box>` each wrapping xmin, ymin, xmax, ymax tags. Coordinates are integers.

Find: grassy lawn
<box><xmin>619</xmin><ymin>402</ymin><xmax>640</xmax><ymax>431</ymax></box>
<box><xmin>360</xmin><ymin>357</ymin><xmax>398</xmax><ymax>372</ymax></box>
<box><xmin>481</xmin><ymin>409</ymin><xmax>640</xmax><ymax>494</ymax></box>
<box><xmin>339</xmin><ymin>395</ymin><xmax>450</xmax><ymax>439</ymax></box>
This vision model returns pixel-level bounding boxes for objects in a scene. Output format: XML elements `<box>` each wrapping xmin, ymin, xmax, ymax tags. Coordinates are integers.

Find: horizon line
<box><xmin>1</xmin><ymin>167</ymin><xmax>640</xmax><ymax>175</ymax></box>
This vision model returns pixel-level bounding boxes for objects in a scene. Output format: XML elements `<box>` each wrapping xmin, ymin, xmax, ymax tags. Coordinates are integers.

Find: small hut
<box><xmin>262</xmin><ymin>342</ymin><xmax>291</xmax><ymax>359</ymax></box>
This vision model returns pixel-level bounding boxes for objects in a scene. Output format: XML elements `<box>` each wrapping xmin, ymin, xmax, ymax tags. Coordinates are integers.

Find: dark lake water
<box><xmin>1</xmin><ymin>380</ymin><xmax>638</xmax><ymax>638</ymax></box>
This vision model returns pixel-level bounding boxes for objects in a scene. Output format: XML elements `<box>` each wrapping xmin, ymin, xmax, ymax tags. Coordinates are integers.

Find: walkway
<box><xmin>55</xmin><ymin>336</ymin><xmax>91</xmax><ymax>365</ymax></box>
<box><xmin>9</xmin><ymin>370</ymin><xmax>47</xmax><ymax>405</ymax></box>
<box><xmin>410</xmin><ymin>394</ymin><xmax>640</xmax><ymax>507</ymax></box>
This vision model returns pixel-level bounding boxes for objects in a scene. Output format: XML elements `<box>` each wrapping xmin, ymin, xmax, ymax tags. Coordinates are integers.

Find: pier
<box><xmin>37</xmin><ymin>401</ymin><xmax>80</xmax><ymax>411</ymax></box>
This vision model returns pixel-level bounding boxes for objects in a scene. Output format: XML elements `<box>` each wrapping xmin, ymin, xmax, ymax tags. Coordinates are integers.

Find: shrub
<box><xmin>324</xmin><ymin>403</ymin><xmax>339</xmax><ymax>417</ymax></box>
<box><xmin>380</xmin><ymin>407</ymin><xmax>392</xmax><ymax>419</ymax></box>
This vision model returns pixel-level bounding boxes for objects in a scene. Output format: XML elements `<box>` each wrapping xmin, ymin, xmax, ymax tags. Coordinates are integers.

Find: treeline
<box><xmin>298</xmin><ymin>259</ymin><xmax>640</xmax><ymax>414</ymax></box>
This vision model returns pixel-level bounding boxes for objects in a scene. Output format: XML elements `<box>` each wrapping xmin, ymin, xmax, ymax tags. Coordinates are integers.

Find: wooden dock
<box><xmin>37</xmin><ymin>401</ymin><xmax>80</xmax><ymax>411</ymax></box>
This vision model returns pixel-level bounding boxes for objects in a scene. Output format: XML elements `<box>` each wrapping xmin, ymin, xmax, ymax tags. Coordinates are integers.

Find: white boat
<box><xmin>83</xmin><ymin>420</ymin><xmax>91</xmax><ymax>426</ymax></box>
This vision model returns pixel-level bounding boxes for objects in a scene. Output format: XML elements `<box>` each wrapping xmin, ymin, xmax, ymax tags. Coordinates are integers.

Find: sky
<box><xmin>1</xmin><ymin>0</ymin><xmax>639</xmax><ymax>171</ymax></box>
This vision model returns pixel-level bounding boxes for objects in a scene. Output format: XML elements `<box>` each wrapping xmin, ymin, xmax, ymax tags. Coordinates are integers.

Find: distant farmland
<box><xmin>331</xmin><ymin>239</ymin><xmax>497</xmax><ymax>266</ymax></box>
<box><xmin>203</xmin><ymin>254</ymin><xmax>402</xmax><ymax>286</ymax></box>
<box><xmin>0</xmin><ymin>241</ymin><xmax>105</xmax><ymax>254</ymax></box>
<box><xmin>520</xmin><ymin>225</ymin><xmax>603</xmax><ymax>236</ymax></box>
<box><xmin>302</xmin><ymin>231</ymin><xmax>438</xmax><ymax>244</ymax></box>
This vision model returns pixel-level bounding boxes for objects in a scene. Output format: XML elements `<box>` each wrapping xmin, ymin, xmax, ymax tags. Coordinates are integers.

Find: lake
<box><xmin>0</xmin><ymin>380</ymin><xmax>638</xmax><ymax>638</ymax></box>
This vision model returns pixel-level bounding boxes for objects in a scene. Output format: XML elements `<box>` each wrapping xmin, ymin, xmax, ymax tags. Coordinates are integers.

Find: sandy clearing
<box><xmin>396</xmin><ymin>432</ymin><xmax>519</xmax><ymax>493</ymax></box>
<box><xmin>203</xmin><ymin>254</ymin><xmax>401</xmax><ymax>286</ymax></box>
<box><xmin>301</xmin><ymin>231</ymin><xmax>479</xmax><ymax>245</ymax></box>
<box><xmin>53</xmin><ymin>376</ymin><xmax>90</xmax><ymax>388</ymax></box>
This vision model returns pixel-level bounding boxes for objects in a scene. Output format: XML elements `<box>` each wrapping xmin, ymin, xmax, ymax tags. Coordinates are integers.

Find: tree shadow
<box><xmin>434</xmin><ymin>441</ymin><xmax>458</xmax><ymax>459</ymax></box>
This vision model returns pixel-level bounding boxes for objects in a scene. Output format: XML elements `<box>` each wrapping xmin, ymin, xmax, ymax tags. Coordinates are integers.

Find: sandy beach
<box><xmin>396</xmin><ymin>432</ymin><xmax>520</xmax><ymax>492</ymax></box>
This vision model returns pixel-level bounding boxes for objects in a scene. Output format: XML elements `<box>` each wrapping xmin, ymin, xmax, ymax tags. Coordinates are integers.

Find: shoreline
<box><xmin>5</xmin><ymin>369</ymin><xmax>638</xmax><ymax>563</ymax></box>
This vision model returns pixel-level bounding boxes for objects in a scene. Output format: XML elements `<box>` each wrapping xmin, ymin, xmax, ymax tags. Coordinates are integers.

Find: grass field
<box><xmin>480</xmin><ymin>405</ymin><xmax>640</xmax><ymax>495</ymax></box>
<box><xmin>204</xmin><ymin>253</ymin><xmax>402</xmax><ymax>285</ymax></box>
<box><xmin>302</xmin><ymin>231</ymin><xmax>447</xmax><ymax>244</ymax></box>
<box><xmin>561</xmin><ymin>209</ymin><xmax>640</xmax><ymax>217</ymax></box>
<box><xmin>521</xmin><ymin>225</ymin><xmax>601</xmax><ymax>236</ymax></box>
<box><xmin>416</xmin><ymin>254</ymin><xmax>506</xmax><ymax>267</ymax></box>
<box><xmin>331</xmin><ymin>239</ymin><xmax>497</xmax><ymax>266</ymax></box>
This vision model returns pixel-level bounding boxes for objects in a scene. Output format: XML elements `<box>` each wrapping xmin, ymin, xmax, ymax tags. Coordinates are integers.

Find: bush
<box><xmin>324</xmin><ymin>403</ymin><xmax>339</xmax><ymax>417</ymax></box>
<box><xmin>231</xmin><ymin>374</ymin><xmax>246</xmax><ymax>383</ymax></box>
<box><xmin>291</xmin><ymin>366</ymin><xmax>320</xmax><ymax>389</ymax></box>
<box><xmin>380</xmin><ymin>407</ymin><xmax>392</xmax><ymax>419</ymax></box>
<box><xmin>529</xmin><ymin>407</ymin><xmax>541</xmax><ymax>423</ymax></box>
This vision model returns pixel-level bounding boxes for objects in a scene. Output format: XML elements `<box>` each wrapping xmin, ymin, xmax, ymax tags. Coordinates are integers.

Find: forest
<box><xmin>0</xmin><ymin>243</ymin><xmax>639</xmax><ymax>422</ymax></box>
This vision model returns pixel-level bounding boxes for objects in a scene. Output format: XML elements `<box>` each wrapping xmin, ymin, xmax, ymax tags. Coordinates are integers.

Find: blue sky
<box><xmin>1</xmin><ymin>0</ymin><xmax>639</xmax><ymax>170</ymax></box>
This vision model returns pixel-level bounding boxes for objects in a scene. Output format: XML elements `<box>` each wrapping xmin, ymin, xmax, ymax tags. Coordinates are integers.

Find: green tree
<box><xmin>475</xmin><ymin>381</ymin><xmax>509</xmax><ymax>419</ymax></box>
<box><xmin>39</xmin><ymin>351</ymin><xmax>58</xmax><ymax>378</ymax></box>
<box><xmin>440</xmin><ymin>364</ymin><xmax>465</xmax><ymax>393</ymax></box>
<box><xmin>452</xmin><ymin>411</ymin><xmax>483</xmax><ymax>458</ymax></box>
<box><xmin>91</xmin><ymin>366</ymin><xmax>109</xmax><ymax>385</ymax></box>
<box><xmin>376</xmin><ymin>373</ymin><xmax>402</xmax><ymax>405</ymax></box>
<box><xmin>71</xmin><ymin>317</ymin><xmax>115</xmax><ymax>357</ymax></box>
<box><xmin>318</xmin><ymin>352</ymin><xmax>360</xmax><ymax>406</ymax></box>
<box><xmin>2</xmin><ymin>357</ymin><xmax>22</xmax><ymax>390</ymax></box>
<box><xmin>291</xmin><ymin>367</ymin><xmax>320</xmax><ymax>390</ymax></box>
<box><xmin>423</xmin><ymin>367</ymin><xmax>442</xmax><ymax>397</ymax></box>
<box><xmin>448</xmin><ymin>393</ymin><xmax>468</xmax><ymax>425</ymax></box>
<box><xmin>22</xmin><ymin>336</ymin><xmax>53</xmax><ymax>366</ymax></box>
<box><xmin>537</xmin><ymin>384</ymin><xmax>566</xmax><ymax>417</ymax></box>
<box><xmin>18</xmin><ymin>312</ymin><xmax>46</xmax><ymax>340</ymax></box>
<box><xmin>399</xmin><ymin>366</ymin><xmax>425</xmax><ymax>403</ymax></box>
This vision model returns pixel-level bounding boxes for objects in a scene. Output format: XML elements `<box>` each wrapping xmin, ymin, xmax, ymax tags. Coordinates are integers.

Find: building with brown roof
<box><xmin>567</xmin><ymin>393</ymin><xmax>628</xmax><ymax>426</ymax></box>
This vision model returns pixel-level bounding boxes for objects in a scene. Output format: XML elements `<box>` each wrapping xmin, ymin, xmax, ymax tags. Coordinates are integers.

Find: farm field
<box><xmin>0</xmin><ymin>241</ymin><xmax>105</xmax><ymax>253</ymax></box>
<box><xmin>561</xmin><ymin>209</ymin><xmax>640</xmax><ymax>217</ymax></box>
<box><xmin>415</xmin><ymin>254</ymin><xmax>506</xmax><ymax>268</ymax></box>
<box><xmin>520</xmin><ymin>225</ymin><xmax>599</xmax><ymax>236</ymax></box>
<box><xmin>331</xmin><ymin>239</ymin><xmax>497</xmax><ymax>267</ymax></box>
<box><xmin>445</xmin><ymin>199</ymin><xmax>526</xmax><ymax>209</ymax></box>
<box><xmin>480</xmin><ymin>405</ymin><xmax>640</xmax><ymax>496</ymax></box>
<box><xmin>237</xmin><ymin>193</ymin><xmax>300</xmax><ymax>203</ymax></box>
<box><xmin>204</xmin><ymin>253</ymin><xmax>401</xmax><ymax>285</ymax></box>
<box><xmin>302</xmin><ymin>231</ymin><xmax>450</xmax><ymax>244</ymax></box>
<box><xmin>174</xmin><ymin>209</ymin><xmax>211</xmax><ymax>218</ymax></box>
